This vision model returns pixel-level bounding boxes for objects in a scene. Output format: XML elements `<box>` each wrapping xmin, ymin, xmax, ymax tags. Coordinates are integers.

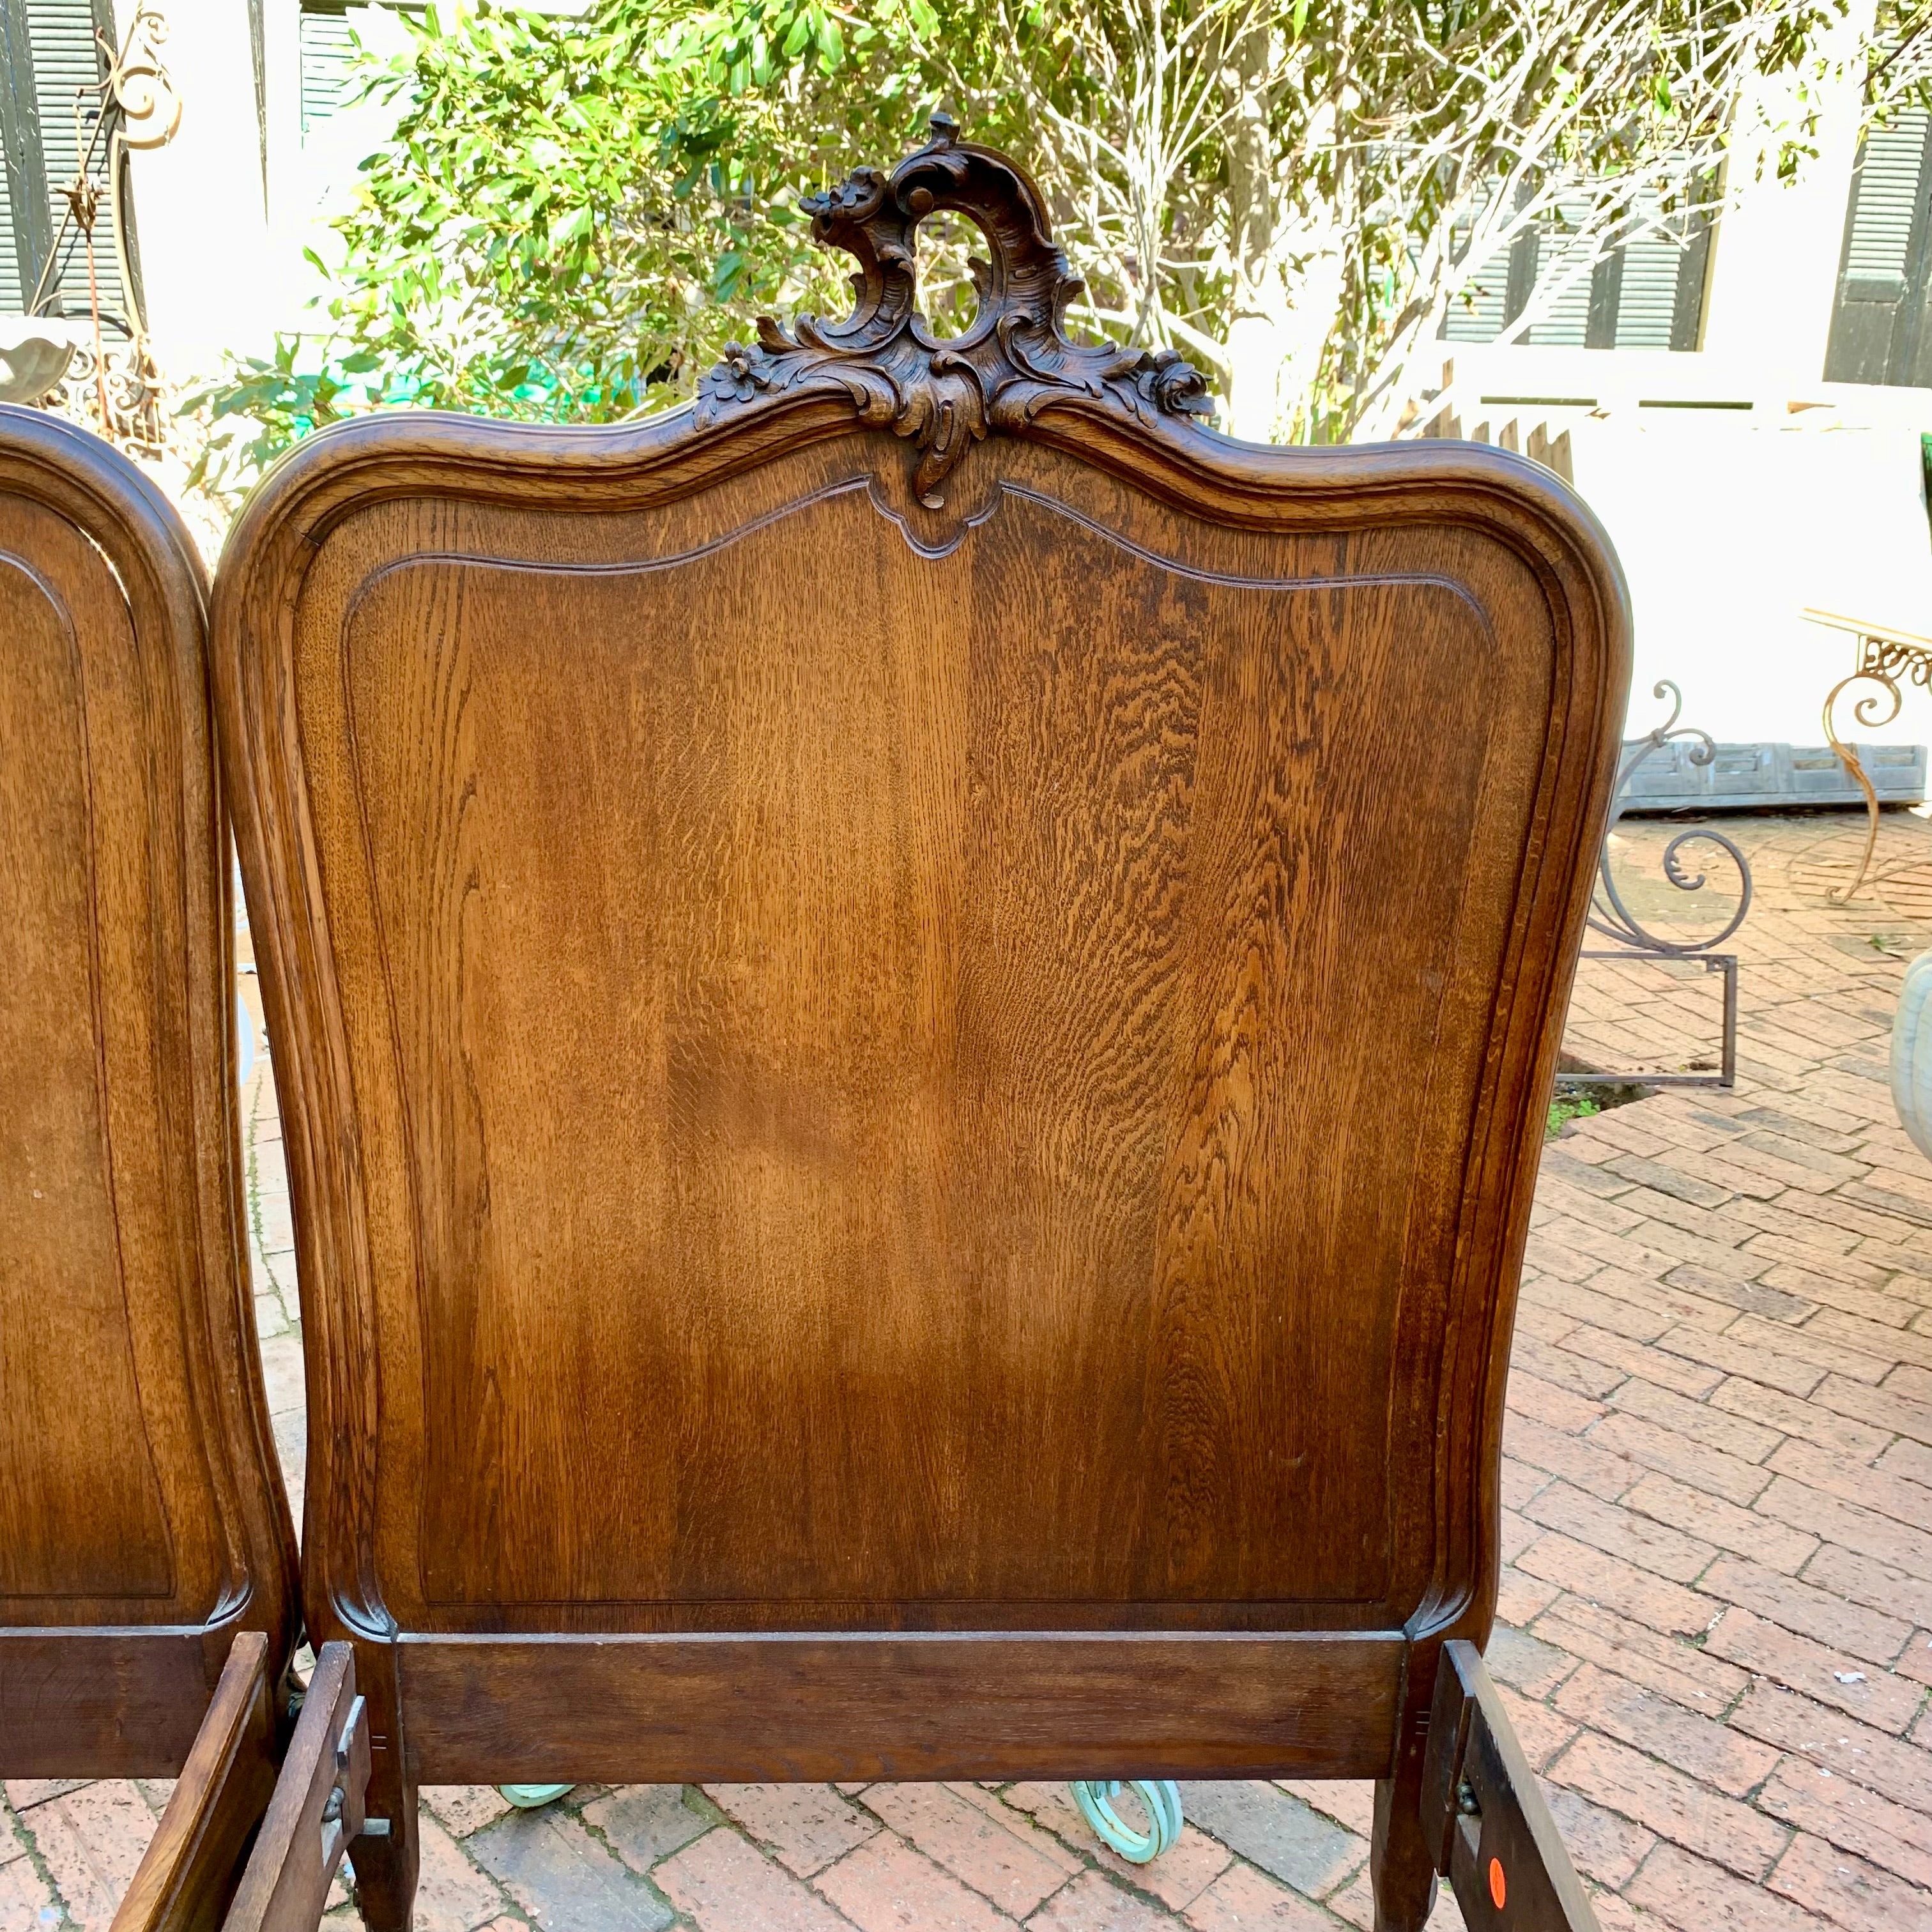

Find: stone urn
<box><xmin>1890</xmin><ymin>949</ymin><xmax>1932</xmax><ymax>1158</ymax></box>
<box><xmin>0</xmin><ymin>316</ymin><xmax>85</xmax><ymax>404</ymax></box>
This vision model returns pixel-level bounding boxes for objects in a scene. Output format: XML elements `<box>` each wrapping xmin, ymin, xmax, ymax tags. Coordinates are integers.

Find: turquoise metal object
<box><xmin>1069</xmin><ymin>1779</ymin><xmax>1183</xmax><ymax>1864</ymax></box>
<box><xmin>498</xmin><ymin>1784</ymin><xmax>573</xmax><ymax>1809</ymax></box>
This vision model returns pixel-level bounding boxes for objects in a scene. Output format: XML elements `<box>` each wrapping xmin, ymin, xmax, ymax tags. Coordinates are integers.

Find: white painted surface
<box><xmin>1406</xmin><ymin>333</ymin><xmax>1932</xmax><ymax>746</ymax></box>
<box><xmin>126</xmin><ymin>0</ymin><xmax>272</xmax><ymax>379</ymax></box>
<box><xmin>126</xmin><ymin>0</ymin><xmax>418</xmax><ymax>376</ymax></box>
<box><xmin>1701</xmin><ymin>0</ymin><xmax>1878</xmax><ymax>379</ymax></box>
<box><xmin>1570</xmin><ymin>410</ymin><xmax>1932</xmax><ymax>746</ymax></box>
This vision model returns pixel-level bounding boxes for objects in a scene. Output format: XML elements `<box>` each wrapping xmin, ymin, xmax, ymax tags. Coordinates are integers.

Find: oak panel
<box><xmin>0</xmin><ymin>404</ymin><xmax>297</xmax><ymax>1814</ymax></box>
<box><xmin>319</xmin><ymin>484</ymin><xmax>1513</xmax><ymax>1617</ymax></box>
<box><xmin>399</xmin><ymin>1630</ymin><xmax>1405</xmax><ymax>1783</ymax></box>
<box><xmin>214</xmin><ymin>126</ymin><xmax>1626</xmax><ymax>1932</ymax></box>
<box><xmin>229</xmin><ymin>421</ymin><xmax>1621</xmax><ymax>1650</ymax></box>
<box><xmin>0</xmin><ymin>525</ymin><xmax>173</xmax><ymax>1599</ymax></box>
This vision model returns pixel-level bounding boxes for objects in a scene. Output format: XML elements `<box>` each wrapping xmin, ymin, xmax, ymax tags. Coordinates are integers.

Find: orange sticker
<box><xmin>1488</xmin><ymin>1857</ymin><xmax>1507</xmax><ymax>1910</ymax></box>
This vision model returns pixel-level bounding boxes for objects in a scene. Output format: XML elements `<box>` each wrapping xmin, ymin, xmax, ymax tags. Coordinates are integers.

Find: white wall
<box><xmin>1701</xmin><ymin>0</ymin><xmax>1878</xmax><ymax>380</ymax></box>
<box><xmin>269</xmin><ymin>1</ymin><xmax>418</xmax><ymax>311</ymax></box>
<box><xmin>126</xmin><ymin>0</ymin><xmax>273</xmax><ymax>378</ymax></box>
<box><xmin>126</xmin><ymin>0</ymin><xmax>418</xmax><ymax>377</ymax></box>
<box><xmin>1412</xmin><ymin>13</ymin><xmax>1932</xmax><ymax>755</ymax></box>
<box><xmin>1569</xmin><ymin>411</ymin><xmax>1932</xmax><ymax>747</ymax></box>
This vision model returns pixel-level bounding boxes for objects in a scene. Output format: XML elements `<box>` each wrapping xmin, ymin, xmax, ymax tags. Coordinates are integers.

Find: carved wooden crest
<box><xmin>696</xmin><ymin>113</ymin><xmax>1213</xmax><ymax>506</ymax></box>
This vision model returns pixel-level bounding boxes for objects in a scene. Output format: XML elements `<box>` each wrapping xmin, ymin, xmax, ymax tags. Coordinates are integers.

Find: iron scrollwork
<box><xmin>1070</xmin><ymin>1780</ymin><xmax>1184</xmax><ymax>1865</ymax></box>
<box><xmin>1590</xmin><ymin>681</ymin><xmax>1754</xmax><ymax>957</ymax></box>
<box><xmin>1572</xmin><ymin>681</ymin><xmax>1752</xmax><ymax>1089</ymax></box>
<box><xmin>26</xmin><ymin>3</ymin><xmax>180</xmax><ymax>452</ymax></box>
<box><xmin>1820</xmin><ymin>630</ymin><xmax>1932</xmax><ymax>904</ymax></box>
<box><xmin>696</xmin><ymin>113</ymin><xmax>1213</xmax><ymax>507</ymax></box>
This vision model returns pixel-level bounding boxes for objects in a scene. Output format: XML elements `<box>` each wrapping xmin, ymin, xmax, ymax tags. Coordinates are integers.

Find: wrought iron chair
<box><xmin>1566</xmin><ymin>680</ymin><xmax>1754</xmax><ymax>1091</ymax></box>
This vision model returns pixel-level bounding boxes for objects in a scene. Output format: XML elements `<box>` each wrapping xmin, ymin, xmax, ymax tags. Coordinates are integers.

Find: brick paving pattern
<box><xmin>7</xmin><ymin>811</ymin><xmax>1932</xmax><ymax>1931</ymax></box>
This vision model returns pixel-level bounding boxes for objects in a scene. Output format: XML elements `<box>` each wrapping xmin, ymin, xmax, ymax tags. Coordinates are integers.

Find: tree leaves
<box><xmin>187</xmin><ymin>0</ymin><xmax>1845</xmax><ymax>482</ymax></box>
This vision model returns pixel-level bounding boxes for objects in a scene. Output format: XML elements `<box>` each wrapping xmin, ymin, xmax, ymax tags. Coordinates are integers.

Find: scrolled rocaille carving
<box><xmin>695</xmin><ymin>114</ymin><xmax>1214</xmax><ymax>505</ymax></box>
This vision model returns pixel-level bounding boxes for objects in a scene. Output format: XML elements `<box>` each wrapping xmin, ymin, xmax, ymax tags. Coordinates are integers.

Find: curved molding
<box><xmin>208</xmin><ymin>136</ymin><xmax>1631</xmax><ymax>1705</ymax></box>
<box><xmin>0</xmin><ymin>402</ymin><xmax>298</xmax><ymax>1671</ymax></box>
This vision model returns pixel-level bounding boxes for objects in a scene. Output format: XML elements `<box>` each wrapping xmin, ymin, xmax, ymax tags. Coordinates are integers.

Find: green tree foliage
<box><xmin>313</xmin><ymin>0</ymin><xmax>933</xmax><ymax>417</ymax></box>
<box><xmin>189</xmin><ymin>1</ymin><xmax>943</xmax><ymax>487</ymax></box>
<box><xmin>1867</xmin><ymin>1</ymin><xmax>1932</xmax><ymax>119</ymax></box>
<box><xmin>189</xmin><ymin>0</ymin><xmax>1850</xmax><ymax>487</ymax></box>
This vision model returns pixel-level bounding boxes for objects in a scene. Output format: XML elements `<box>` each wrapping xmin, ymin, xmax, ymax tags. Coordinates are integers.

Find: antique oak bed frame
<box><xmin>212</xmin><ymin>123</ymin><xmax>1627</xmax><ymax>1930</ymax></box>
<box><xmin>0</xmin><ymin>406</ymin><xmax>320</xmax><ymax>1929</ymax></box>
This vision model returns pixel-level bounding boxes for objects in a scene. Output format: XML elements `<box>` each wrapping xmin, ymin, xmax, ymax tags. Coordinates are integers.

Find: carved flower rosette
<box><xmin>694</xmin><ymin>114</ymin><xmax>1213</xmax><ymax>507</ymax></box>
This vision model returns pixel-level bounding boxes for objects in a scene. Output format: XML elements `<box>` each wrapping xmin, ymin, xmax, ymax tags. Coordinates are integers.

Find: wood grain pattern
<box><xmin>112</xmin><ymin>1632</ymin><xmax>279</xmax><ymax>1932</ymax></box>
<box><xmin>337</xmin><ymin>507</ymin><xmax>1495</xmax><ymax>1617</ymax></box>
<box><xmin>223</xmin><ymin>1644</ymin><xmax>368</xmax><ymax>1932</ymax></box>
<box><xmin>0</xmin><ymin>403</ymin><xmax>300</xmax><ymax>1917</ymax></box>
<box><xmin>211</xmin><ymin>125</ymin><xmax>1628</xmax><ymax>1932</ymax></box>
<box><xmin>0</xmin><ymin>512</ymin><xmax>174</xmax><ymax>1599</ymax></box>
<box><xmin>1422</xmin><ymin>1641</ymin><xmax>1601</xmax><ymax>1930</ymax></box>
<box><xmin>0</xmin><ymin>1629</ymin><xmax>220</xmax><ymax>1775</ymax></box>
<box><xmin>400</xmin><ymin>1631</ymin><xmax>1402</xmax><ymax>1783</ymax></box>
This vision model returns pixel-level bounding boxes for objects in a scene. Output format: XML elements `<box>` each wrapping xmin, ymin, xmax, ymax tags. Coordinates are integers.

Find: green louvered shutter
<box><xmin>1441</xmin><ymin>206</ymin><xmax>1512</xmax><ymax>344</ymax></box>
<box><xmin>1525</xmin><ymin>198</ymin><xmax>1598</xmax><ymax>347</ymax></box>
<box><xmin>1</xmin><ymin>0</ymin><xmax>47</xmax><ymax>311</ymax></box>
<box><xmin>1439</xmin><ymin>186</ymin><xmax>1710</xmax><ymax>350</ymax></box>
<box><xmin>300</xmin><ymin>3</ymin><xmax>357</xmax><ymax>138</ymax></box>
<box><xmin>1825</xmin><ymin>109</ymin><xmax>1932</xmax><ymax>383</ymax></box>
<box><xmin>0</xmin><ymin>79</ymin><xmax>21</xmax><ymax>310</ymax></box>
<box><xmin>1611</xmin><ymin>231</ymin><xmax>1685</xmax><ymax>348</ymax></box>
<box><xmin>24</xmin><ymin>0</ymin><xmax>132</xmax><ymax>323</ymax></box>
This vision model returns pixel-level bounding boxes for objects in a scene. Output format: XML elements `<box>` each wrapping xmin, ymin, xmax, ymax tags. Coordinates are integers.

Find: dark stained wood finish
<box><xmin>0</xmin><ymin>403</ymin><xmax>300</xmax><ymax>1918</ymax></box>
<box><xmin>0</xmin><ymin>1630</ymin><xmax>231</xmax><ymax>1776</ymax></box>
<box><xmin>1422</xmin><ymin>1641</ymin><xmax>1600</xmax><ymax>1931</ymax></box>
<box><xmin>401</xmin><ymin>1631</ymin><xmax>1402</xmax><ymax>1783</ymax></box>
<box><xmin>224</xmin><ymin>1644</ymin><xmax>369</xmax><ymax>1932</ymax></box>
<box><xmin>211</xmin><ymin>123</ymin><xmax>1629</xmax><ymax>1932</ymax></box>
<box><xmin>112</xmin><ymin>1632</ymin><xmax>279</xmax><ymax>1932</ymax></box>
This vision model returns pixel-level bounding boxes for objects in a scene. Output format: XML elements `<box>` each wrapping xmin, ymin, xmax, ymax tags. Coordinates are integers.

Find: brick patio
<box><xmin>6</xmin><ymin>811</ymin><xmax>1932</xmax><ymax>1932</ymax></box>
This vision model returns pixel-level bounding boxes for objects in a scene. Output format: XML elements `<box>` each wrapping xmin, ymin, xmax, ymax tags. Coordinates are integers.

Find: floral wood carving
<box><xmin>696</xmin><ymin>114</ymin><xmax>1213</xmax><ymax>507</ymax></box>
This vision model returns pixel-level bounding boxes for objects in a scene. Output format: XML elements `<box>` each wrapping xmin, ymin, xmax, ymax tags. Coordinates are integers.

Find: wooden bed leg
<box><xmin>342</xmin><ymin>1646</ymin><xmax>417</xmax><ymax>1932</ymax></box>
<box><xmin>345</xmin><ymin>1786</ymin><xmax>418</xmax><ymax>1932</ymax></box>
<box><xmin>1372</xmin><ymin>1759</ymin><xmax>1438</xmax><ymax>1932</ymax></box>
<box><xmin>348</xmin><ymin>1828</ymin><xmax>417</xmax><ymax>1932</ymax></box>
<box><xmin>347</xmin><ymin>1809</ymin><xmax>417</xmax><ymax>1932</ymax></box>
<box><xmin>224</xmin><ymin>1643</ymin><xmax>381</xmax><ymax>1932</ymax></box>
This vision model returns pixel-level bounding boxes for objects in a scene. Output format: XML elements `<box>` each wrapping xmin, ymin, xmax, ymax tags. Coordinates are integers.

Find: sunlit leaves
<box><xmin>188</xmin><ymin>0</ymin><xmax>1848</xmax><ymax>480</ymax></box>
<box><xmin>190</xmin><ymin>0</ymin><xmax>942</xmax><ymax>481</ymax></box>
